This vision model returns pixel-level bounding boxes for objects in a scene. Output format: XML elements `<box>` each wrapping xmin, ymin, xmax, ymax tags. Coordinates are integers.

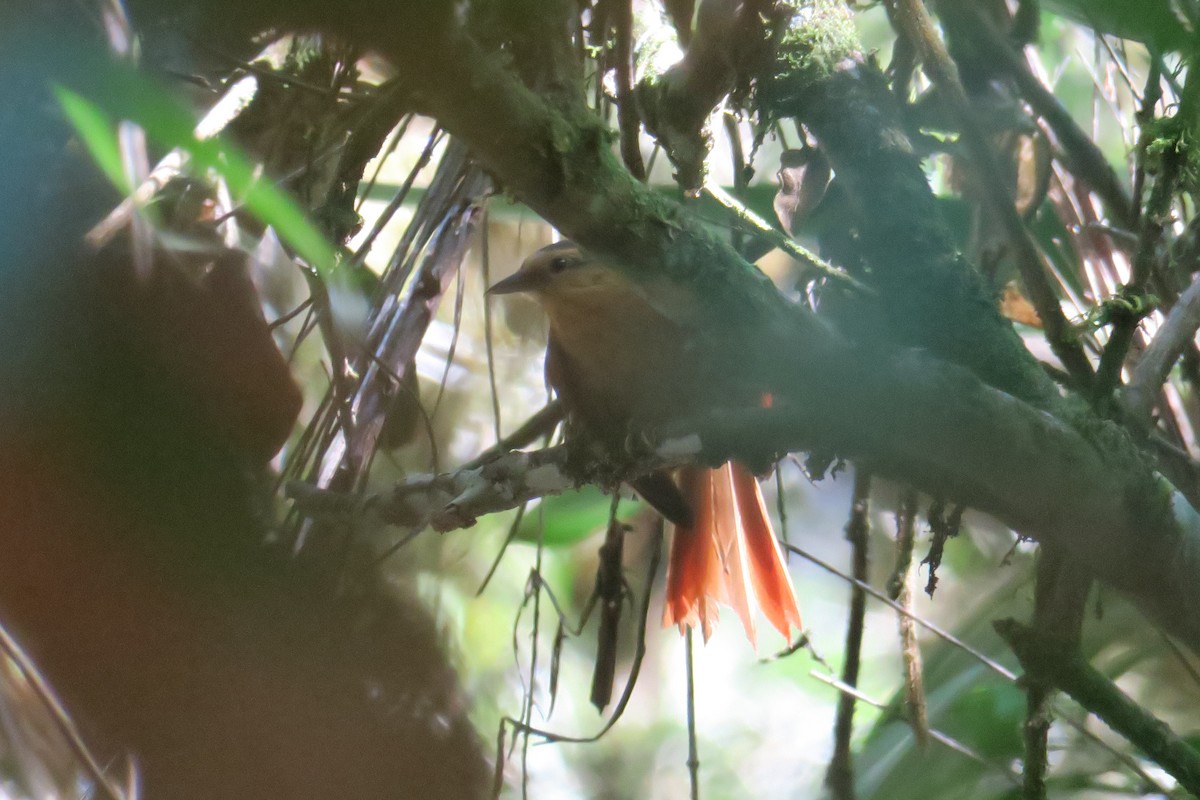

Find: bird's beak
<box><xmin>486</xmin><ymin>270</ymin><xmax>543</xmax><ymax>296</ymax></box>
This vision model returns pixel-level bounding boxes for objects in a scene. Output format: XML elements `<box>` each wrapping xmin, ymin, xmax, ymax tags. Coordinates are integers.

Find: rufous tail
<box><xmin>662</xmin><ymin>462</ymin><xmax>802</xmax><ymax>646</ymax></box>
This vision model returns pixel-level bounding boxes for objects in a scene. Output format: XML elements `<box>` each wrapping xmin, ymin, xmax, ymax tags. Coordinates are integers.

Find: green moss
<box><xmin>1064</xmin><ymin>405</ymin><xmax>1175</xmax><ymax>533</ymax></box>
<box><xmin>770</xmin><ymin>0</ymin><xmax>859</xmax><ymax>87</ymax></box>
<box><xmin>1142</xmin><ymin>115</ymin><xmax>1200</xmax><ymax>193</ymax></box>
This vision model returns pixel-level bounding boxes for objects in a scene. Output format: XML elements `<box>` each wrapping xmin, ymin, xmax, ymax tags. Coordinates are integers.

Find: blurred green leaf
<box><xmin>1029</xmin><ymin>199</ymin><xmax>1085</xmax><ymax>299</ymax></box>
<box><xmin>516</xmin><ymin>486</ymin><xmax>643</xmax><ymax>547</ymax></box>
<box><xmin>1043</xmin><ymin>0</ymin><xmax>1192</xmax><ymax>52</ymax></box>
<box><xmin>54</xmin><ymin>64</ymin><xmax>337</xmax><ymax>274</ymax></box>
<box><xmin>54</xmin><ymin>86</ymin><xmax>129</xmax><ymax>194</ymax></box>
<box><xmin>942</xmin><ymin>683</ymin><xmax>1025</xmax><ymax>759</ymax></box>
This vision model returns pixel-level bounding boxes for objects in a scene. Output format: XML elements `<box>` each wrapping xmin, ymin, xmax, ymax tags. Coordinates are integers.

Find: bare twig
<box><xmin>0</xmin><ymin>620</ymin><xmax>131</xmax><ymax>800</ymax></box>
<box><xmin>350</xmin><ymin>128</ymin><xmax>444</xmax><ymax>266</ymax></box>
<box><xmin>477</xmin><ymin>503</ymin><xmax>528</xmax><ymax>597</ymax></box>
<box><xmin>703</xmin><ymin>182</ymin><xmax>870</xmax><ymax>292</ymax></box>
<box><xmin>826</xmin><ymin>469</ymin><xmax>871</xmax><ymax>800</ymax></box>
<box><xmin>497</xmin><ymin>524</ymin><xmax>663</xmax><ymax>745</ymax></box>
<box><xmin>787</xmin><ymin>541</ymin><xmax>1017</xmax><ymax>681</ymax></box>
<box><xmin>462</xmin><ymin>402</ymin><xmax>565</xmax><ymax>471</ymax></box>
<box><xmin>521</xmin><ymin>511</ymin><xmax>545</xmax><ymax>799</ymax></box>
<box><xmin>809</xmin><ymin>671</ymin><xmax>1021</xmax><ymax>786</ymax></box>
<box><xmin>613</xmin><ymin>0</ymin><xmax>646</xmax><ymax>180</ymax></box>
<box><xmin>892</xmin><ymin>490</ymin><xmax>929</xmax><ymax>746</ymax></box>
<box><xmin>685</xmin><ymin>628</ymin><xmax>701</xmax><ymax>800</ymax></box>
<box><xmin>796</xmin><ymin>541</ymin><xmax>1169</xmax><ymax>793</ymax></box>
<box><xmin>480</xmin><ymin>206</ymin><xmax>505</xmax><ymax>441</ymax></box>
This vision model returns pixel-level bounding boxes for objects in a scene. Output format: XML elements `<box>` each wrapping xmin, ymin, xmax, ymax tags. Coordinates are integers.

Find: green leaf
<box><xmin>1029</xmin><ymin>198</ymin><xmax>1085</xmax><ymax>299</ymax></box>
<box><xmin>54</xmin><ymin>64</ymin><xmax>337</xmax><ymax>275</ymax></box>
<box><xmin>516</xmin><ymin>486</ymin><xmax>643</xmax><ymax>547</ymax></box>
<box><xmin>53</xmin><ymin>86</ymin><xmax>130</xmax><ymax>194</ymax></box>
<box><xmin>942</xmin><ymin>683</ymin><xmax>1026</xmax><ymax>759</ymax></box>
<box><xmin>1044</xmin><ymin>0</ymin><xmax>1192</xmax><ymax>52</ymax></box>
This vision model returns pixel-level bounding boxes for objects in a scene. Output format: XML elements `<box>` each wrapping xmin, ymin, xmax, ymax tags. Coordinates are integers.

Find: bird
<box><xmin>488</xmin><ymin>240</ymin><xmax>801</xmax><ymax>646</ymax></box>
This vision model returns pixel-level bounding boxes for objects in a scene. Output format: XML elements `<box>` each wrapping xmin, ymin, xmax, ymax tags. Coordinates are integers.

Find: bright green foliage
<box><xmin>55</xmin><ymin>63</ymin><xmax>337</xmax><ymax>274</ymax></box>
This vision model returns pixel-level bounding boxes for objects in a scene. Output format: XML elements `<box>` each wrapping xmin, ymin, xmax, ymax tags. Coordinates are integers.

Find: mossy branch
<box><xmin>996</xmin><ymin>618</ymin><xmax>1200</xmax><ymax>796</ymax></box>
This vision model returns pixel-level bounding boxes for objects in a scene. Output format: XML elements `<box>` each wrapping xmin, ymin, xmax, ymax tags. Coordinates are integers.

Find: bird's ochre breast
<box><xmin>542</xmin><ymin>282</ymin><xmax>697</xmax><ymax>437</ymax></box>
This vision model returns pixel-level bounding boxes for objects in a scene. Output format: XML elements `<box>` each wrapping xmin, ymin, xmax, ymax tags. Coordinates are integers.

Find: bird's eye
<box><xmin>549</xmin><ymin>257</ymin><xmax>569</xmax><ymax>273</ymax></box>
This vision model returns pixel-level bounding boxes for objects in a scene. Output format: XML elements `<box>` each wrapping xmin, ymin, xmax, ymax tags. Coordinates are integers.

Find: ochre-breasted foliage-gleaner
<box><xmin>489</xmin><ymin>241</ymin><xmax>801</xmax><ymax>646</ymax></box>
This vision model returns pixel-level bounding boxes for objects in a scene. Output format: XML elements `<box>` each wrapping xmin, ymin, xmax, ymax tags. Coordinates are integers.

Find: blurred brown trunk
<box><xmin>0</xmin><ymin>422</ymin><xmax>489</xmax><ymax>799</ymax></box>
<box><xmin>0</xmin><ymin>6</ymin><xmax>489</xmax><ymax>797</ymax></box>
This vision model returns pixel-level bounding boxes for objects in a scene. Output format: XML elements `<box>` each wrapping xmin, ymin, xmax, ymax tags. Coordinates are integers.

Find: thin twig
<box><xmin>775</xmin><ymin>467</ymin><xmax>790</xmax><ymax>562</ymax></box>
<box><xmin>785</xmin><ymin>541</ymin><xmax>1017</xmax><ymax>681</ymax></box>
<box><xmin>792</xmin><ymin>540</ymin><xmax>1168</xmax><ymax>792</ymax></box>
<box><xmin>355</xmin><ymin>112</ymin><xmax>413</xmax><ymax>214</ymax></box>
<box><xmin>350</xmin><ymin>129</ymin><xmax>444</xmax><ymax>267</ymax></box>
<box><xmin>0</xmin><ymin>620</ymin><xmax>131</xmax><ymax>800</ymax></box>
<box><xmin>481</xmin><ymin>206</ymin><xmax>504</xmax><ymax>441</ymax></box>
<box><xmin>892</xmin><ymin>489</ymin><xmax>929</xmax><ymax>746</ymax></box>
<box><xmin>477</xmin><ymin>504</ymin><xmax>527</xmax><ymax>596</ymax></box>
<box><xmin>430</xmin><ymin>264</ymin><xmax>467</xmax><ymax>416</ymax></box>
<box><xmin>268</xmin><ymin>296</ymin><xmax>314</xmax><ymax>331</ymax></box>
<box><xmin>613</xmin><ymin>0</ymin><xmax>646</xmax><ymax>180</ymax></box>
<box><xmin>809</xmin><ymin>671</ymin><xmax>1021</xmax><ymax>786</ymax></box>
<box><xmin>685</xmin><ymin>628</ymin><xmax>700</xmax><ymax>800</ymax></box>
<box><xmin>462</xmin><ymin>402</ymin><xmax>564</xmax><ymax>471</ymax></box>
<box><xmin>723</xmin><ymin>112</ymin><xmax>748</xmax><ymax>255</ymax></box>
<box><xmin>520</xmin><ymin>508</ymin><xmax>546</xmax><ymax>799</ymax></box>
<box><xmin>826</xmin><ymin>469</ymin><xmax>871</xmax><ymax>800</ymax></box>
<box><xmin>1160</xmin><ymin>630</ymin><xmax>1200</xmax><ymax>692</ymax></box>
<box><xmin>703</xmin><ymin>183</ymin><xmax>869</xmax><ymax>292</ymax></box>
<box><xmin>498</xmin><ymin>524</ymin><xmax>663</xmax><ymax>745</ymax></box>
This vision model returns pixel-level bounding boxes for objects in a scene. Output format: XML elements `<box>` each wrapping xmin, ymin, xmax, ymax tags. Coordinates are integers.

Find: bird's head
<box><xmin>487</xmin><ymin>241</ymin><xmax>630</xmax><ymax>304</ymax></box>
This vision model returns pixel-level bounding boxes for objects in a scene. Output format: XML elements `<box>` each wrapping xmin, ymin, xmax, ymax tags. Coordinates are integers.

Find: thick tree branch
<box><xmin>758</xmin><ymin>28</ymin><xmax>1068</xmax><ymax>410</ymax></box>
<box><xmin>295</xmin><ymin>326</ymin><xmax>1200</xmax><ymax>652</ymax></box>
